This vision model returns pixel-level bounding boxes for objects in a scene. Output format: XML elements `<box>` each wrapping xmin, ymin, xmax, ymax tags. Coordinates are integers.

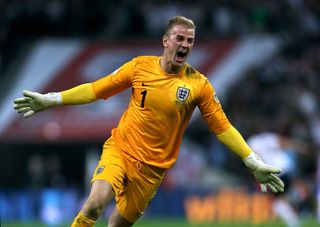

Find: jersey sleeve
<box><xmin>198</xmin><ymin>80</ymin><xmax>231</xmax><ymax>134</ymax></box>
<box><xmin>92</xmin><ymin>60</ymin><xmax>135</xmax><ymax>99</ymax></box>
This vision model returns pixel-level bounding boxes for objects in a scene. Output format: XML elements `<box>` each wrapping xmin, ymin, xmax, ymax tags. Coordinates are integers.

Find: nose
<box><xmin>182</xmin><ymin>39</ymin><xmax>189</xmax><ymax>48</ymax></box>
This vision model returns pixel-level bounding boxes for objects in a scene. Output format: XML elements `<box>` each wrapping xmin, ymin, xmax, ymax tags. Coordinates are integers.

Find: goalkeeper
<box><xmin>13</xmin><ymin>16</ymin><xmax>284</xmax><ymax>227</ymax></box>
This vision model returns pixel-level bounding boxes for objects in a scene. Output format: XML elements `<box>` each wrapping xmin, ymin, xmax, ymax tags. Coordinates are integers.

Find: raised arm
<box><xmin>13</xmin><ymin>83</ymin><xmax>97</xmax><ymax>118</ymax></box>
<box><xmin>198</xmin><ymin>81</ymin><xmax>284</xmax><ymax>193</ymax></box>
<box><xmin>216</xmin><ymin>126</ymin><xmax>285</xmax><ymax>193</ymax></box>
<box><xmin>14</xmin><ymin>58</ymin><xmax>136</xmax><ymax>118</ymax></box>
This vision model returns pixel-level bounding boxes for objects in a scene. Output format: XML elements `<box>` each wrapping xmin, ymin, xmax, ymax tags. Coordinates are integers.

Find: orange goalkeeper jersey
<box><xmin>92</xmin><ymin>56</ymin><xmax>231</xmax><ymax>169</ymax></box>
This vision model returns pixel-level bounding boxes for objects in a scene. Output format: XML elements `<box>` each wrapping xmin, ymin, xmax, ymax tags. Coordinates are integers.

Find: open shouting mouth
<box><xmin>175</xmin><ymin>49</ymin><xmax>188</xmax><ymax>63</ymax></box>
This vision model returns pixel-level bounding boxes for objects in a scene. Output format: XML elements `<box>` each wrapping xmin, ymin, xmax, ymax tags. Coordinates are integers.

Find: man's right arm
<box><xmin>61</xmin><ymin>83</ymin><xmax>97</xmax><ymax>105</ymax></box>
<box><xmin>13</xmin><ymin>83</ymin><xmax>98</xmax><ymax>118</ymax></box>
<box><xmin>14</xmin><ymin>59</ymin><xmax>135</xmax><ymax>118</ymax></box>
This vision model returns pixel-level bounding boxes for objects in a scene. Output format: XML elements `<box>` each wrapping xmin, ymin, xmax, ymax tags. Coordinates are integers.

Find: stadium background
<box><xmin>0</xmin><ymin>0</ymin><xmax>319</xmax><ymax>226</ymax></box>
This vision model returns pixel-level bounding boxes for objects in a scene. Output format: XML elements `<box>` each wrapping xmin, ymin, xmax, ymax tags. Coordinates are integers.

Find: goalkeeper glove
<box><xmin>243</xmin><ymin>152</ymin><xmax>285</xmax><ymax>193</ymax></box>
<box><xmin>13</xmin><ymin>90</ymin><xmax>62</xmax><ymax>118</ymax></box>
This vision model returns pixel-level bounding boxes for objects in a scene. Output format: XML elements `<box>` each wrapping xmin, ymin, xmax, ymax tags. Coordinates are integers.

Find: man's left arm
<box><xmin>197</xmin><ymin>80</ymin><xmax>284</xmax><ymax>193</ymax></box>
<box><xmin>216</xmin><ymin>126</ymin><xmax>285</xmax><ymax>193</ymax></box>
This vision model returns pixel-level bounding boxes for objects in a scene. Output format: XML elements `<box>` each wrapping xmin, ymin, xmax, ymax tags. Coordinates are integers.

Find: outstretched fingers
<box><xmin>13</xmin><ymin>91</ymin><xmax>39</xmax><ymax>118</ymax></box>
<box><xmin>270</xmin><ymin>174</ymin><xmax>285</xmax><ymax>192</ymax></box>
<box><xmin>266</xmin><ymin>165</ymin><xmax>281</xmax><ymax>175</ymax></box>
<box><xmin>14</xmin><ymin>97</ymin><xmax>32</xmax><ymax>104</ymax></box>
<box><xmin>267</xmin><ymin>183</ymin><xmax>278</xmax><ymax>193</ymax></box>
<box><xmin>23</xmin><ymin>90</ymin><xmax>37</xmax><ymax>98</ymax></box>
<box><xmin>261</xmin><ymin>183</ymin><xmax>282</xmax><ymax>193</ymax></box>
<box><xmin>271</xmin><ymin>174</ymin><xmax>284</xmax><ymax>187</ymax></box>
<box><xmin>17</xmin><ymin>107</ymin><xmax>31</xmax><ymax>113</ymax></box>
<box><xmin>13</xmin><ymin>103</ymin><xmax>30</xmax><ymax>109</ymax></box>
<box><xmin>270</xmin><ymin>181</ymin><xmax>284</xmax><ymax>193</ymax></box>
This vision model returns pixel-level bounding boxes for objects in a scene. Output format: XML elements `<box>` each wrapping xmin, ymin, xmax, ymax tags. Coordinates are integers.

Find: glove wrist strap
<box><xmin>243</xmin><ymin>152</ymin><xmax>262</xmax><ymax>171</ymax></box>
<box><xmin>44</xmin><ymin>92</ymin><xmax>62</xmax><ymax>107</ymax></box>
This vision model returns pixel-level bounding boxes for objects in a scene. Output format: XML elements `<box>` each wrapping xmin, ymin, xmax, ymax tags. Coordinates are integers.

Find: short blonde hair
<box><xmin>164</xmin><ymin>16</ymin><xmax>196</xmax><ymax>36</ymax></box>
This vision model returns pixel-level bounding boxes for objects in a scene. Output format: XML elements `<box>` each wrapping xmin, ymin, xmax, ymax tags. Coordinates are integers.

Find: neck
<box><xmin>160</xmin><ymin>56</ymin><xmax>183</xmax><ymax>74</ymax></box>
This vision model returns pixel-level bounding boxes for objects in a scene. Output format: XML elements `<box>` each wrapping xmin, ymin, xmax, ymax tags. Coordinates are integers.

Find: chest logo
<box><xmin>176</xmin><ymin>86</ymin><xmax>190</xmax><ymax>102</ymax></box>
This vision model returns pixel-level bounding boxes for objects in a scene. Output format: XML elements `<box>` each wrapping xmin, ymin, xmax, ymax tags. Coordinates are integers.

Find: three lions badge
<box><xmin>176</xmin><ymin>86</ymin><xmax>190</xmax><ymax>103</ymax></box>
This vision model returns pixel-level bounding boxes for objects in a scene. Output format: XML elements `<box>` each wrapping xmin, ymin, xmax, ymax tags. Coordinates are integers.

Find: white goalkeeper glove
<box><xmin>13</xmin><ymin>90</ymin><xmax>62</xmax><ymax>118</ymax></box>
<box><xmin>243</xmin><ymin>152</ymin><xmax>284</xmax><ymax>193</ymax></box>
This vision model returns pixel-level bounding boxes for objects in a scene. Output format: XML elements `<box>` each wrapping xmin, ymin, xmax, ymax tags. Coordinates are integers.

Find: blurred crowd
<box><xmin>223</xmin><ymin>31</ymin><xmax>320</xmax><ymax>218</ymax></box>
<box><xmin>1</xmin><ymin>0</ymin><xmax>320</xmax><ymax>74</ymax></box>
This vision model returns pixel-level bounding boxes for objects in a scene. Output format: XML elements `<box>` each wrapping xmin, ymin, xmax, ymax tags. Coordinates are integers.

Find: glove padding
<box><xmin>13</xmin><ymin>90</ymin><xmax>61</xmax><ymax>118</ymax></box>
<box><xmin>243</xmin><ymin>152</ymin><xmax>285</xmax><ymax>193</ymax></box>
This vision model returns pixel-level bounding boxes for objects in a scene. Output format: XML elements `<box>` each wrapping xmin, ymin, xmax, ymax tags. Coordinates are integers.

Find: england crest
<box><xmin>176</xmin><ymin>86</ymin><xmax>190</xmax><ymax>102</ymax></box>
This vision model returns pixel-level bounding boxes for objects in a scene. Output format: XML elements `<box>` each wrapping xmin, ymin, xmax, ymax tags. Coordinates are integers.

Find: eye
<box><xmin>176</xmin><ymin>36</ymin><xmax>183</xmax><ymax>41</ymax></box>
<box><xmin>188</xmin><ymin>39</ymin><xmax>194</xmax><ymax>44</ymax></box>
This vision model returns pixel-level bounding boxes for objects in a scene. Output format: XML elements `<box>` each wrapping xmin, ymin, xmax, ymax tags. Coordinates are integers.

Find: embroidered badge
<box><xmin>96</xmin><ymin>166</ymin><xmax>105</xmax><ymax>175</ymax></box>
<box><xmin>176</xmin><ymin>86</ymin><xmax>190</xmax><ymax>103</ymax></box>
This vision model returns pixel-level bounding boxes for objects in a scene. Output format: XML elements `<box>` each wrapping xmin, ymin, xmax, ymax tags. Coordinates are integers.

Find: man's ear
<box><xmin>163</xmin><ymin>35</ymin><xmax>168</xmax><ymax>47</ymax></box>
